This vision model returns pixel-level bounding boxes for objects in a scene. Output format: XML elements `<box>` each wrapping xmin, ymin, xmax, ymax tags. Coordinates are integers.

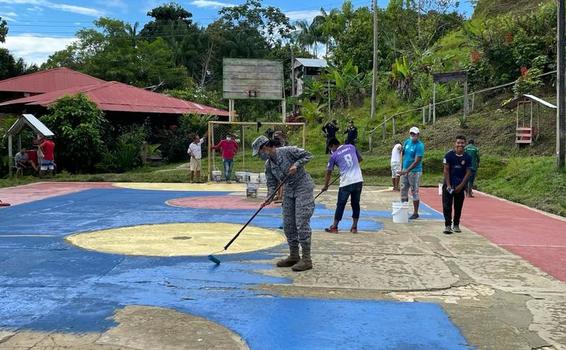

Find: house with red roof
<box><xmin>0</xmin><ymin>68</ymin><xmax>229</xmax><ymax>120</ymax></box>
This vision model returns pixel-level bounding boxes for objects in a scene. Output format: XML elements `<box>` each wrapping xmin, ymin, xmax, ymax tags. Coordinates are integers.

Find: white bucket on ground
<box><xmin>248</xmin><ymin>173</ymin><xmax>260</xmax><ymax>183</ymax></box>
<box><xmin>392</xmin><ymin>202</ymin><xmax>409</xmax><ymax>224</ymax></box>
<box><xmin>235</xmin><ymin>171</ymin><xmax>247</xmax><ymax>183</ymax></box>
<box><xmin>438</xmin><ymin>183</ymin><xmax>443</xmax><ymax>195</ymax></box>
<box><xmin>212</xmin><ymin>170</ymin><xmax>222</xmax><ymax>182</ymax></box>
<box><xmin>259</xmin><ymin>173</ymin><xmax>266</xmax><ymax>183</ymax></box>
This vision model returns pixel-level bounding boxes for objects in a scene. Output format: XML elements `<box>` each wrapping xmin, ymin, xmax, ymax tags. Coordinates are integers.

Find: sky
<box><xmin>0</xmin><ymin>0</ymin><xmax>474</xmax><ymax>65</ymax></box>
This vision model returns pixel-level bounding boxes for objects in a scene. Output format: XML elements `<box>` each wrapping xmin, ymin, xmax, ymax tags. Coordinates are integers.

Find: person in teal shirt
<box><xmin>464</xmin><ymin>139</ymin><xmax>480</xmax><ymax>197</ymax></box>
<box><xmin>398</xmin><ymin>126</ymin><xmax>425</xmax><ymax>219</ymax></box>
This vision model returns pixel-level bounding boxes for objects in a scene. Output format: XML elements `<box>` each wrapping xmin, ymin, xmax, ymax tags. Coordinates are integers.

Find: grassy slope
<box><xmin>473</xmin><ymin>0</ymin><xmax>553</xmax><ymax>19</ymax></box>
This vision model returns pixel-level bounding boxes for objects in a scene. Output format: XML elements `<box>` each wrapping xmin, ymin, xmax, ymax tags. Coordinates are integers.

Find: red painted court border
<box><xmin>0</xmin><ymin>182</ymin><xmax>113</xmax><ymax>206</ymax></box>
<box><xmin>420</xmin><ymin>187</ymin><xmax>566</xmax><ymax>282</ymax></box>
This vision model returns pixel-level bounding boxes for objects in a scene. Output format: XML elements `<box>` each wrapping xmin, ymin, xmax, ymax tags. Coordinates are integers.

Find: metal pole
<box><xmin>392</xmin><ymin>116</ymin><xmax>396</xmax><ymax>136</ymax></box>
<box><xmin>291</xmin><ymin>49</ymin><xmax>295</xmax><ymax>114</ymax></box>
<box><xmin>207</xmin><ymin>122</ymin><xmax>212</xmax><ymax>181</ymax></box>
<box><xmin>370</xmin><ymin>0</ymin><xmax>379</xmax><ymax>133</ymax></box>
<box><xmin>558</xmin><ymin>0</ymin><xmax>566</xmax><ymax>169</ymax></box>
<box><xmin>282</xmin><ymin>100</ymin><xmax>286</xmax><ymax>123</ymax></box>
<box><xmin>422</xmin><ymin>107</ymin><xmax>426</xmax><ymax>124</ymax></box>
<box><xmin>302</xmin><ymin>123</ymin><xmax>306</xmax><ymax>148</ymax></box>
<box><xmin>428</xmin><ymin>103</ymin><xmax>432</xmax><ymax>123</ymax></box>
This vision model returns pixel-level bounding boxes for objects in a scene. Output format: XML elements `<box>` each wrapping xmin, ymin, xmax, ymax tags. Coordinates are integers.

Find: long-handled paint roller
<box><xmin>208</xmin><ymin>176</ymin><xmax>289</xmax><ymax>265</ymax></box>
<box><xmin>208</xmin><ymin>174</ymin><xmax>341</xmax><ymax>265</ymax></box>
<box><xmin>314</xmin><ymin>175</ymin><xmax>340</xmax><ymax>200</ymax></box>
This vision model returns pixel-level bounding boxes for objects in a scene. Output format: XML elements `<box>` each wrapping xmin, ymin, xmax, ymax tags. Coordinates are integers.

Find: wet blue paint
<box><xmin>0</xmin><ymin>188</ymin><xmax>470</xmax><ymax>349</ymax></box>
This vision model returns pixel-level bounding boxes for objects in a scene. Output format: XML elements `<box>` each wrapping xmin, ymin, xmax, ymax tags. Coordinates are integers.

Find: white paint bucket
<box><xmin>235</xmin><ymin>171</ymin><xmax>247</xmax><ymax>183</ymax></box>
<box><xmin>248</xmin><ymin>173</ymin><xmax>260</xmax><ymax>183</ymax></box>
<box><xmin>212</xmin><ymin>170</ymin><xmax>222</xmax><ymax>182</ymax></box>
<box><xmin>392</xmin><ymin>202</ymin><xmax>409</xmax><ymax>224</ymax></box>
<box><xmin>438</xmin><ymin>183</ymin><xmax>443</xmax><ymax>195</ymax></box>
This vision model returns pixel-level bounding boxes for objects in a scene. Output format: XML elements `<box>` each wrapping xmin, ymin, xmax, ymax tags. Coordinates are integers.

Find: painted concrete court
<box><xmin>0</xmin><ymin>182</ymin><xmax>565</xmax><ymax>350</ymax></box>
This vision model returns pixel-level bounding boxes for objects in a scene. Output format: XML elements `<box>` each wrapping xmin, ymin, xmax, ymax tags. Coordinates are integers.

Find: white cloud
<box><xmin>96</xmin><ymin>0</ymin><xmax>127</xmax><ymax>11</ymax></box>
<box><xmin>0</xmin><ymin>11</ymin><xmax>17</xmax><ymax>21</ymax></box>
<box><xmin>1</xmin><ymin>34</ymin><xmax>76</xmax><ymax>64</ymax></box>
<box><xmin>285</xmin><ymin>10</ymin><xmax>322</xmax><ymax>22</ymax></box>
<box><xmin>0</xmin><ymin>0</ymin><xmax>103</xmax><ymax>17</ymax></box>
<box><xmin>190</xmin><ymin>0</ymin><xmax>234</xmax><ymax>9</ymax></box>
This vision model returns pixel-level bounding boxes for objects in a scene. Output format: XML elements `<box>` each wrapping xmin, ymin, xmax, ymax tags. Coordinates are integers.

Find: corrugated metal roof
<box><xmin>0</xmin><ymin>67</ymin><xmax>105</xmax><ymax>93</ymax></box>
<box><xmin>0</xmin><ymin>81</ymin><xmax>230</xmax><ymax>116</ymax></box>
<box><xmin>503</xmin><ymin>94</ymin><xmax>557</xmax><ymax>110</ymax></box>
<box><xmin>6</xmin><ymin>114</ymin><xmax>55</xmax><ymax>137</ymax></box>
<box><xmin>293</xmin><ymin>58</ymin><xmax>328</xmax><ymax>69</ymax></box>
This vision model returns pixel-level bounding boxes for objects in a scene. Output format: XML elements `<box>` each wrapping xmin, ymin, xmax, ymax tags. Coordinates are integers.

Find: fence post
<box><xmin>422</xmin><ymin>107</ymin><xmax>426</xmax><ymax>124</ymax></box>
<box><xmin>471</xmin><ymin>92</ymin><xmax>475</xmax><ymax>113</ymax></box>
<box><xmin>392</xmin><ymin>116</ymin><xmax>396</xmax><ymax>136</ymax></box>
<box><xmin>428</xmin><ymin>103</ymin><xmax>432</xmax><ymax>124</ymax></box>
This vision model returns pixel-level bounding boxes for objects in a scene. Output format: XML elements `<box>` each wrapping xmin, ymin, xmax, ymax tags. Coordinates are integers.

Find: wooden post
<box><xmin>8</xmin><ymin>134</ymin><xmax>13</xmax><ymax>177</ymax></box>
<box><xmin>471</xmin><ymin>92</ymin><xmax>476</xmax><ymax>113</ymax></box>
<box><xmin>422</xmin><ymin>107</ymin><xmax>426</xmax><ymax>124</ymax></box>
<box><xmin>302</xmin><ymin>123</ymin><xmax>306</xmax><ymax>148</ymax></box>
<box><xmin>428</xmin><ymin>103</ymin><xmax>432</xmax><ymax>124</ymax></box>
<box><xmin>463</xmin><ymin>78</ymin><xmax>469</xmax><ymax>121</ymax></box>
<box><xmin>432</xmin><ymin>83</ymin><xmax>437</xmax><ymax>124</ymax></box>
<box><xmin>281</xmin><ymin>100</ymin><xmax>286</xmax><ymax>123</ymax></box>
<box><xmin>207</xmin><ymin>122</ymin><xmax>212</xmax><ymax>182</ymax></box>
<box><xmin>392</xmin><ymin>116</ymin><xmax>396</xmax><ymax>136</ymax></box>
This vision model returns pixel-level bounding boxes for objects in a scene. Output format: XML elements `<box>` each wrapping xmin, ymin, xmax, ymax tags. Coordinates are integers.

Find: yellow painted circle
<box><xmin>113</xmin><ymin>182</ymin><xmax>247</xmax><ymax>192</ymax></box>
<box><xmin>66</xmin><ymin>223</ymin><xmax>285</xmax><ymax>257</ymax></box>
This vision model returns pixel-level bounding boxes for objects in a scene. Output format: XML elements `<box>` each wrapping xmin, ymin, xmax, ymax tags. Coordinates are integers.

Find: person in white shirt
<box><xmin>187</xmin><ymin>134</ymin><xmax>205</xmax><ymax>183</ymax></box>
<box><xmin>390</xmin><ymin>140</ymin><xmax>402</xmax><ymax>191</ymax></box>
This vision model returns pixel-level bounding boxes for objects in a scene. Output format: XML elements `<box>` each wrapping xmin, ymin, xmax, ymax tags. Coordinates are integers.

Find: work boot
<box><xmin>276</xmin><ymin>246</ymin><xmax>300</xmax><ymax>267</ymax></box>
<box><xmin>292</xmin><ymin>244</ymin><xmax>313</xmax><ymax>272</ymax></box>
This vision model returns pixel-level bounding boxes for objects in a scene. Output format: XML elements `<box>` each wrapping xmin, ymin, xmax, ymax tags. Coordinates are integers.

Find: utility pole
<box><xmin>370</xmin><ymin>0</ymin><xmax>379</xmax><ymax>137</ymax></box>
<box><xmin>558</xmin><ymin>0</ymin><xmax>565</xmax><ymax>169</ymax></box>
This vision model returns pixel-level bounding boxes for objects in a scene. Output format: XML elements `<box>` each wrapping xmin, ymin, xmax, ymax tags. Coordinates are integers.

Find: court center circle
<box><xmin>66</xmin><ymin>223</ymin><xmax>285</xmax><ymax>257</ymax></box>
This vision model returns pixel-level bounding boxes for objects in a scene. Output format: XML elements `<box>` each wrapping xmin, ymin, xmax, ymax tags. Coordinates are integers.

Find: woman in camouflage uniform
<box><xmin>252</xmin><ymin>135</ymin><xmax>315</xmax><ymax>271</ymax></box>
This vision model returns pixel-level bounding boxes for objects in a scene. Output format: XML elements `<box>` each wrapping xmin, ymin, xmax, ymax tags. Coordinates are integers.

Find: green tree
<box><xmin>140</xmin><ymin>3</ymin><xmax>207</xmax><ymax>81</ymax></box>
<box><xmin>44</xmin><ymin>18</ymin><xmax>188</xmax><ymax>89</ymax></box>
<box><xmin>0</xmin><ymin>17</ymin><xmax>7</xmax><ymax>43</ymax></box>
<box><xmin>41</xmin><ymin>94</ymin><xmax>107</xmax><ymax>173</ymax></box>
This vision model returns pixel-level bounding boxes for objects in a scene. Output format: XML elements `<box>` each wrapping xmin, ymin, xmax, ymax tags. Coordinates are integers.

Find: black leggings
<box><xmin>442</xmin><ymin>185</ymin><xmax>465</xmax><ymax>227</ymax></box>
<box><xmin>335</xmin><ymin>182</ymin><xmax>363</xmax><ymax>221</ymax></box>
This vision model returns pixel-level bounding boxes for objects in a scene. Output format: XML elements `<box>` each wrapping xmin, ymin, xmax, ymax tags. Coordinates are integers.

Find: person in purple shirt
<box><xmin>321</xmin><ymin>138</ymin><xmax>364</xmax><ymax>233</ymax></box>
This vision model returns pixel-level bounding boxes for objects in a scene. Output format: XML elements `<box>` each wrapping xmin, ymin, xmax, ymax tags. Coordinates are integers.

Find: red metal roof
<box><xmin>0</xmin><ymin>67</ymin><xmax>105</xmax><ymax>93</ymax></box>
<box><xmin>0</xmin><ymin>81</ymin><xmax>230</xmax><ymax>116</ymax></box>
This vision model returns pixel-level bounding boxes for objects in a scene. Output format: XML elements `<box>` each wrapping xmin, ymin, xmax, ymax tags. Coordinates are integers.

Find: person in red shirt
<box><xmin>39</xmin><ymin>136</ymin><xmax>55</xmax><ymax>175</ymax></box>
<box><xmin>212</xmin><ymin>134</ymin><xmax>239</xmax><ymax>182</ymax></box>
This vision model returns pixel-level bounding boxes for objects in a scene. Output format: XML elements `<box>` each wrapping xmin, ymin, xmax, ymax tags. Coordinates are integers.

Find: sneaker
<box><xmin>324</xmin><ymin>226</ymin><xmax>338</xmax><ymax>233</ymax></box>
<box><xmin>443</xmin><ymin>226</ymin><xmax>453</xmax><ymax>234</ymax></box>
<box><xmin>409</xmin><ymin>213</ymin><xmax>419</xmax><ymax>220</ymax></box>
<box><xmin>350</xmin><ymin>227</ymin><xmax>358</xmax><ymax>234</ymax></box>
<box><xmin>452</xmin><ymin>225</ymin><xmax>461</xmax><ymax>233</ymax></box>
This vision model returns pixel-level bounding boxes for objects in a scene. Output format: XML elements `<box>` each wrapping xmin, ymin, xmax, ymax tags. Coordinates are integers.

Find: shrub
<box><xmin>98</xmin><ymin>126</ymin><xmax>146</xmax><ymax>172</ymax></box>
<box><xmin>41</xmin><ymin>94</ymin><xmax>107</xmax><ymax>173</ymax></box>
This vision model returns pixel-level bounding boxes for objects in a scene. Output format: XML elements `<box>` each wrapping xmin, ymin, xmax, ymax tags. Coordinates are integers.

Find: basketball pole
<box><xmin>558</xmin><ymin>0</ymin><xmax>565</xmax><ymax>169</ymax></box>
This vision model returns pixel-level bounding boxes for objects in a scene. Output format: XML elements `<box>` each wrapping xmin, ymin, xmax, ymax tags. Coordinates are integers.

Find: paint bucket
<box><xmin>249</xmin><ymin>173</ymin><xmax>260</xmax><ymax>183</ymax></box>
<box><xmin>246</xmin><ymin>182</ymin><xmax>259</xmax><ymax>198</ymax></box>
<box><xmin>235</xmin><ymin>171</ymin><xmax>247</xmax><ymax>183</ymax></box>
<box><xmin>212</xmin><ymin>170</ymin><xmax>222</xmax><ymax>182</ymax></box>
<box><xmin>392</xmin><ymin>202</ymin><xmax>409</xmax><ymax>224</ymax></box>
<box><xmin>438</xmin><ymin>183</ymin><xmax>443</xmax><ymax>195</ymax></box>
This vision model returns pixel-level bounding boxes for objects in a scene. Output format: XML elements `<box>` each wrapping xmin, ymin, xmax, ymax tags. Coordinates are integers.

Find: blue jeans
<box><xmin>223</xmin><ymin>159</ymin><xmax>233</xmax><ymax>181</ymax></box>
<box><xmin>334</xmin><ymin>182</ymin><xmax>363</xmax><ymax>221</ymax></box>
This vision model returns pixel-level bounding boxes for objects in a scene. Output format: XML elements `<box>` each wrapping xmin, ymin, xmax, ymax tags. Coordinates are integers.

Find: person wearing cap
<box><xmin>252</xmin><ymin>135</ymin><xmax>315</xmax><ymax>272</ymax></box>
<box><xmin>344</xmin><ymin>120</ymin><xmax>358</xmax><ymax>145</ymax></box>
<box><xmin>398</xmin><ymin>126</ymin><xmax>425</xmax><ymax>219</ymax></box>
<box><xmin>322</xmin><ymin>120</ymin><xmax>339</xmax><ymax>154</ymax></box>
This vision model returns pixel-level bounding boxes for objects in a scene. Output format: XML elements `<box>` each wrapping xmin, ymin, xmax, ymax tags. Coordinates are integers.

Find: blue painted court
<box><xmin>0</xmin><ymin>187</ymin><xmax>470</xmax><ymax>350</ymax></box>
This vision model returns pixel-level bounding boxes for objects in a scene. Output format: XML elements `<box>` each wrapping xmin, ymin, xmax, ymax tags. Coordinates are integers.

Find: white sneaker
<box><xmin>452</xmin><ymin>225</ymin><xmax>461</xmax><ymax>233</ymax></box>
<box><xmin>443</xmin><ymin>226</ymin><xmax>453</xmax><ymax>234</ymax></box>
